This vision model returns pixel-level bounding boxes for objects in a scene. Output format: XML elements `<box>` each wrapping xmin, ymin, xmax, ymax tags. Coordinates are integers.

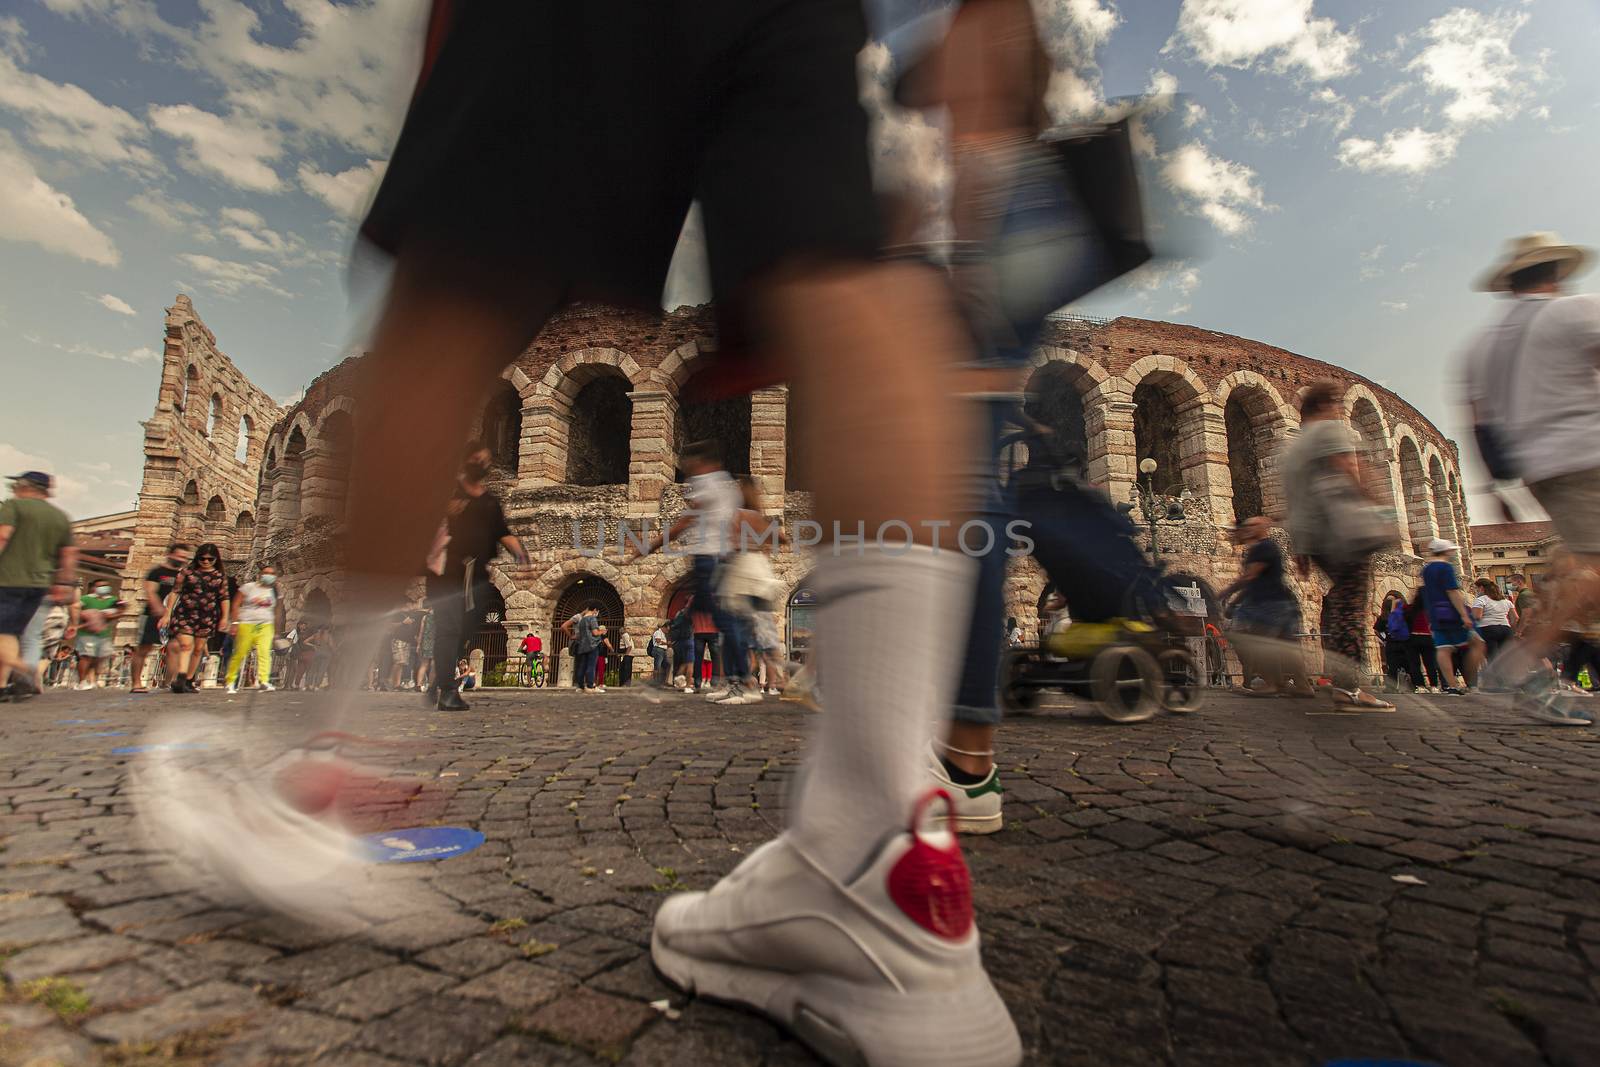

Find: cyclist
<box><xmin>517</xmin><ymin>630</ymin><xmax>543</xmax><ymax>686</ymax></box>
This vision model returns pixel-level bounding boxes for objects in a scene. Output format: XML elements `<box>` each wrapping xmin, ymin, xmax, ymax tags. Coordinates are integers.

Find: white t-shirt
<box><xmin>678</xmin><ymin>471</ymin><xmax>742</xmax><ymax>556</ymax></box>
<box><xmin>1474</xmin><ymin>595</ymin><xmax>1513</xmax><ymax>628</ymax></box>
<box><xmin>1464</xmin><ymin>293</ymin><xmax>1600</xmax><ymax>484</ymax></box>
<box><xmin>235</xmin><ymin>582</ymin><xmax>278</xmax><ymax>625</ymax></box>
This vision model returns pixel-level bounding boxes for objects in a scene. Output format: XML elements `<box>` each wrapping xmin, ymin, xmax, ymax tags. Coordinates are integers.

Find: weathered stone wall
<box><xmin>117</xmin><ymin>296</ymin><xmax>282</xmax><ymax>642</ymax></box>
<box><xmin>205</xmin><ymin>303</ymin><xmax>1466</xmax><ymax>682</ymax></box>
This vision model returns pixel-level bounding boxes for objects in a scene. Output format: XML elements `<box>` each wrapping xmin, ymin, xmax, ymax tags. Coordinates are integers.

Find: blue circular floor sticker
<box><xmin>358</xmin><ymin>826</ymin><xmax>485</xmax><ymax>864</ymax></box>
<box><xmin>111</xmin><ymin>742</ymin><xmax>210</xmax><ymax>755</ymax></box>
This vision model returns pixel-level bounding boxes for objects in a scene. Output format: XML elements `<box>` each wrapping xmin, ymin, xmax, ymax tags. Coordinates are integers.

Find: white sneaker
<box><xmin>652</xmin><ymin>791</ymin><xmax>1022</xmax><ymax>1067</ymax></box>
<box><xmin>702</xmin><ymin>684</ymin><xmax>732</xmax><ymax>702</ymax></box>
<box><xmin>715</xmin><ymin>683</ymin><xmax>749</xmax><ymax>706</ymax></box>
<box><xmin>226</xmin><ymin>684</ymin><xmax>238</xmax><ymax>695</ymax></box>
<box><xmin>925</xmin><ymin>749</ymin><xmax>1004</xmax><ymax>835</ymax></box>
<box><xmin>680</xmin><ymin>685</ymin><xmax>695</xmax><ymax>694</ymax></box>
<box><xmin>594</xmin><ymin>685</ymin><xmax>607</xmax><ymax>693</ymax></box>
<box><xmin>260</xmin><ymin>683</ymin><xmax>276</xmax><ymax>692</ymax></box>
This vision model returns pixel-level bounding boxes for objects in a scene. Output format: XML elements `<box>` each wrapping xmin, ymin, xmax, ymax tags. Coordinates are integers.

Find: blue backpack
<box><xmin>1385</xmin><ymin>603</ymin><xmax>1411</xmax><ymax>641</ymax></box>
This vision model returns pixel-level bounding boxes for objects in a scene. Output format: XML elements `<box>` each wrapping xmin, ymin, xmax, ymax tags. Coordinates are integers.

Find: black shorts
<box><xmin>0</xmin><ymin>587</ymin><xmax>45</xmax><ymax>637</ymax></box>
<box><xmin>138</xmin><ymin>614</ymin><xmax>163</xmax><ymax>647</ymax></box>
<box><xmin>361</xmin><ymin>0</ymin><xmax>880</xmax><ymax>313</ymax></box>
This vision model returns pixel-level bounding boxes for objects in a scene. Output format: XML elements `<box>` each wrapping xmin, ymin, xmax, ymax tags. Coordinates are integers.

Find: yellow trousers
<box><xmin>225</xmin><ymin>622</ymin><xmax>274</xmax><ymax>686</ymax></box>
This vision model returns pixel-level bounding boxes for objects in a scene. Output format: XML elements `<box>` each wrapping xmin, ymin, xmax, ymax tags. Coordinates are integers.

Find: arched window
<box><xmin>182</xmin><ymin>365</ymin><xmax>199</xmax><ymax>417</ymax></box>
<box><xmin>236</xmin><ymin>511</ymin><xmax>255</xmax><ymax>538</ymax></box>
<box><xmin>1428</xmin><ymin>455</ymin><xmax>1458</xmax><ymax>545</ymax></box>
<box><xmin>481</xmin><ymin>381</ymin><xmax>522</xmax><ymax>474</ymax></box>
<box><xmin>1348</xmin><ymin>397</ymin><xmax>1400</xmax><ymax>540</ymax></box>
<box><xmin>1023</xmin><ymin>362</ymin><xmax>1092</xmax><ymax>476</ymax></box>
<box><xmin>566</xmin><ymin>376</ymin><xmax>632</xmax><ymax>485</ymax></box>
<box><xmin>206</xmin><ymin>495</ymin><xmax>226</xmax><ymax>524</ymax></box>
<box><xmin>550</xmin><ymin>575</ymin><xmax>626</xmax><ymax>684</ymax></box>
<box><xmin>181</xmin><ymin>480</ymin><xmax>200</xmax><ymax>508</ymax></box>
<box><xmin>1223</xmin><ymin>390</ymin><xmax>1272</xmax><ymax>523</ymax></box>
<box><xmin>285</xmin><ymin>425</ymin><xmax>307</xmax><ymax>462</ymax></box>
<box><xmin>1396</xmin><ymin>438</ymin><xmax>1431</xmax><ymax>551</ymax></box>
<box><xmin>677</xmin><ymin>371</ymin><xmax>751</xmax><ymax>479</ymax></box>
<box><xmin>319</xmin><ymin>410</ymin><xmax>356</xmax><ymax>513</ymax></box>
<box><xmin>1133</xmin><ymin>381</ymin><xmax>1184</xmax><ymax>491</ymax></box>
<box><xmin>207</xmin><ymin>394</ymin><xmax>223</xmax><ymax>438</ymax></box>
<box><xmin>236</xmin><ymin>414</ymin><xmax>253</xmax><ymax>463</ymax></box>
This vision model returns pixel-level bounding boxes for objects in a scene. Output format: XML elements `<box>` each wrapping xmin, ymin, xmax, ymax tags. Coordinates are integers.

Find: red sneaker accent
<box><xmin>887</xmin><ymin>789</ymin><xmax>974</xmax><ymax>940</ymax></box>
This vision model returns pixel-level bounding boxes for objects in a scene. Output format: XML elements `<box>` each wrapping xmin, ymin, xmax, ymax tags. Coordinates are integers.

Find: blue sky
<box><xmin>2</xmin><ymin>0</ymin><xmax>1597</xmax><ymax>522</ymax></box>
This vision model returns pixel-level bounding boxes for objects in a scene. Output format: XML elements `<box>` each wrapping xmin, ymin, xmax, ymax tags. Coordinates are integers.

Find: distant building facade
<box><xmin>1470</xmin><ymin>521</ymin><xmax>1560</xmax><ymax>591</ymax></box>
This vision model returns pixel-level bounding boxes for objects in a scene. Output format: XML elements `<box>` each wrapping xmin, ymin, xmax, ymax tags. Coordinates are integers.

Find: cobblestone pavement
<box><xmin>2</xmin><ymin>684</ymin><xmax>1599</xmax><ymax>1066</ymax></box>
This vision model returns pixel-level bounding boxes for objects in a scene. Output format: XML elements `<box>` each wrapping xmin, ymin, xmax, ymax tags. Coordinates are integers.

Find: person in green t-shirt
<box><xmin>70</xmin><ymin>582</ymin><xmax>125</xmax><ymax>690</ymax></box>
<box><xmin>0</xmin><ymin>472</ymin><xmax>76</xmax><ymax>695</ymax></box>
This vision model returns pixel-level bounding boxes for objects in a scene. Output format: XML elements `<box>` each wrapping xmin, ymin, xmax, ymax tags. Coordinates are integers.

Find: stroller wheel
<box><xmin>1157</xmin><ymin>649</ymin><xmax>1204</xmax><ymax>714</ymax></box>
<box><xmin>1090</xmin><ymin>645</ymin><xmax>1160</xmax><ymax>723</ymax></box>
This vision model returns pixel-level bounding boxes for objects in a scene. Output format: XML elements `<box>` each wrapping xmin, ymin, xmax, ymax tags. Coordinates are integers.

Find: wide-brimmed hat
<box><xmin>1427</xmin><ymin>537</ymin><xmax>1459</xmax><ymax>555</ymax></box>
<box><xmin>1477</xmin><ymin>232</ymin><xmax>1592</xmax><ymax>292</ymax></box>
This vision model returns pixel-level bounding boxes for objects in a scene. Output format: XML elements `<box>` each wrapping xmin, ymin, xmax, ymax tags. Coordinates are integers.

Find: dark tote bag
<box><xmin>1048</xmin><ymin>118</ymin><xmax>1153</xmax><ymax>281</ymax></box>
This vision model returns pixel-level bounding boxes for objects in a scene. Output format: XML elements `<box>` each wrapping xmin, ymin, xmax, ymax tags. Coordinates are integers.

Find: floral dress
<box><xmin>169</xmin><ymin>568</ymin><xmax>227</xmax><ymax>637</ymax></box>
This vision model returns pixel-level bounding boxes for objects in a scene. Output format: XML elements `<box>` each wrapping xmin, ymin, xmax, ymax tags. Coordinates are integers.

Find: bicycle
<box><xmin>519</xmin><ymin>654</ymin><xmax>546</xmax><ymax>688</ymax></box>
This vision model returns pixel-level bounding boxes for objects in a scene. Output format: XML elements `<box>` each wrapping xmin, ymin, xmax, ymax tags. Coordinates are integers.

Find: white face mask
<box><xmin>260</xmin><ymin>574</ymin><xmax>277</xmax><ymax>586</ymax></box>
<box><xmin>94</xmin><ymin>585</ymin><xmax>112</xmax><ymax>596</ymax></box>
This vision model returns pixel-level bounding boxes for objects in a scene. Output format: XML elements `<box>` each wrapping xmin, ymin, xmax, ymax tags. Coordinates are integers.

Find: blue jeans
<box><xmin>651</xmin><ymin>646</ymin><xmax>669</xmax><ymax>682</ymax></box>
<box><xmin>692</xmin><ymin>554</ymin><xmax>748</xmax><ymax>682</ymax></box>
<box><xmin>573</xmin><ymin>648</ymin><xmax>597</xmax><ymax>689</ymax></box>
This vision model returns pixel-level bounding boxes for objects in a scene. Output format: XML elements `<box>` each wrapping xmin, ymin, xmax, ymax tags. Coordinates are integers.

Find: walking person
<box><xmin>1509</xmin><ymin>573</ymin><xmax>1536</xmax><ymax>637</ymax></box>
<box><xmin>1219</xmin><ymin>517</ymin><xmax>1313</xmax><ymax>697</ymax></box>
<box><xmin>425</xmin><ymin>441</ymin><xmax>528</xmax><ymax>711</ymax></box>
<box><xmin>648</xmin><ymin>621</ymin><xmax>670</xmax><ymax>685</ymax></box>
<box><xmin>1461</xmin><ymin>233</ymin><xmax>1599</xmax><ymax>722</ymax></box>
<box><xmin>70</xmin><ymin>580</ymin><xmax>124</xmax><ymax>690</ymax></box>
<box><xmin>1282</xmin><ymin>382</ymin><xmax>1394</xmax><ymax>709</ymax></box>
<box><xmin>595</xmin><ymin>628</ymin><xmax>611</xmax><ymax>692</ymax></box>
<box><xmin>1421</xmin><ymin>538</ymin><xmax>1485</xmax><ymax>695</ymax></box>
<box><xmin>1379</xmin><ymin>591</ymin><xmax>1413</xmax><ymax>691</ymax></box>
<box><xmin>0</xmin><ymin>472</ymin><xmax>76</xmax><ymax>701</ymax></box>
<box><xmin>159</xmin><ymin>2</ymin><xmax>1025</xmax><ymax>1057</ymax></box>
<box><xmin>615</xmin><ymin>626</ymin><xmax>634</xmax><ymax>687</ymax></box>
<box><xmin>1404</xmin><ymin>587</ymin><xmax>1445</xmax><ymax>692</ymax></box>
<box><xmin>638</xmin><ymin>440</ymin><xmax>753</xmax><ymax>702</ymax></box>
<box><xmin>224</xmin><ymin>563</ymin><xmax>285</xmax><ymax>693</ymax></box>
<box><xmin>669</xmin><ymin>605</ymin><xmax>695</xmax><ymax>693</ymax></box>
<box><xmin>165</xmin><ymin>543</ymin><xmax>230</xmax><ymax>693</ymax></box>
<box><xmin>1472</xmin><ymin>578</ymin><xmax>1518</xmax><ymax>665</ymax></box>
<box><xmin>130</xmin><ymin>543</ymin><xmax>189</xmax><ymax>693</ymax></box>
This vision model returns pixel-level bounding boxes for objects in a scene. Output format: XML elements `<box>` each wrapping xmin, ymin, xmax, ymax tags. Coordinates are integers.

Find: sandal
<box><xmin>1330</xmin><ymin>688</ymin><xmax>1393</xmax><ymax>710</ymax></box>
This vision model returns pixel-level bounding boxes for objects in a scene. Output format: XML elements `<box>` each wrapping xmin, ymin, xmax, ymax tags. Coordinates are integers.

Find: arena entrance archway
<box><xmin>471</xmin><ymin>583</ymin><xmax>508</xmax><ymax>681</ymax></box>
<box><xmin>787</xmin><ymin>576</ymin><xmax>818</xmax><ymax>663</ymax></box>
<box><xmin>551</xmin><ymin>575</ymin><xmax>625</xmax><ymax>685</ymax></box>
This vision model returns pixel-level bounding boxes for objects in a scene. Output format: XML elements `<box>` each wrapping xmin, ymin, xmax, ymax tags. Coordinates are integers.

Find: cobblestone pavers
<box><xmin>2</xmin><ymin>687</ymin><xmax>1598</xmax><ymax>1065</ymax></box>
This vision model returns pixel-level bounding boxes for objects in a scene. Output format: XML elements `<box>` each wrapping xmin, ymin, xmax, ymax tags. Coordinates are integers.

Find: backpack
<box><xmin>1385</xmin><ymin>603</ymin><xmax>1410</xmax><ymax>641</ymax></box>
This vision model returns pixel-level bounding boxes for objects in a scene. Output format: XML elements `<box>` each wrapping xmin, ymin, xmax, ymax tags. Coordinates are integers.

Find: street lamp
<box><xmin>1127</xmin><ymin>457</ymin><xmax>1186</xmax><ymax>557</ymax></box>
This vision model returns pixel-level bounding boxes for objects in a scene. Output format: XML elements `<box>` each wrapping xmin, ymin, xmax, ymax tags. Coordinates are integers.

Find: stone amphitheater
<box><xmin>119</xmin><ymin>296</ymin><xmax>1470</xmax><ymax>683</ymax></box>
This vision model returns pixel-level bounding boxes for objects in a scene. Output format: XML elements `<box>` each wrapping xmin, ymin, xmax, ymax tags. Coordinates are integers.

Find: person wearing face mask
<box><xmin>225</xmin><ymin>564</ymin><xmax>286</xmax><ymax>694</ymax></box>
<box><xmin>130</xmin><ymin>542</ymin><xmax>190</xmax><ymax>692</ymax></box>
<box><xmin>424</xmin><ymin>440</ymin><xmax>527</xmax><ymax>710</ymax></box>
<box><xmin>165</xmin><ymin>543</ymin><xmax>230</xmax><ymax>693</ymax></box>
<box><xmin>70</xmin><ymin>579</ymin><xmax>125</xmax><ymax>690</ymax></box>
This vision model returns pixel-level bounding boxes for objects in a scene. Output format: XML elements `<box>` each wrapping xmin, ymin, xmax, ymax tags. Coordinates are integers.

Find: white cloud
<box><xmin>0</xmin><ymin>32</ymin><xmax>155</xmax><ymax>169</ymax></box>
<box><xmin>0</xmin><ymin>130</ymin><xmax>119</xmax><ymax>265</ymax></box>
<box><xmin>92</xmin><ymin>292</ymin><xmax>136</xmax><ymax>316</ymax></box>
<box><xmin>1408</xmin><ymin>7</ymin><xmax>1536</xmax><ymax>127</ymax></box>
<box><xmin>176</xmin><ymin>253</ymin><xmax>293</xmax><ymax>299</ymax></box>
<box><xmin>149</xmin><ymin>104</ymin><xmax>282</xmax><ymax>192</ymax></box>
<box><xmin>1171</xmin><ymin>0</ymin><xmax>1358</xmax><ymax>80</ymax></box>
<box><xmin>297</xmin><ymin>158</ymin><xmax>387</xmax><ymax>218</ymax></box>
<box><xmin>216</xmin><ymin>205</ymin><xmax>304</xmax><ymax>257</ymax></box>
<box><xmin>1380</xmin><ymin>300</ymin><xmax>1409</xmax><ymax>312</ymax></box>
<box><xmin>24</xmin><ymin>333</ymin><xmax>158</xmax><ymax>364</ymax></box>
<box><xmin>1337</xmin><ymin>127</ymin><xmax>1460</xmax><ymax>175</ymax></box>
<box><xmin>0</xmin><ymin>442</ymin><xmax>110</xmax><ymax>518</ymax></box>
<box><xmin>1160</xmin><ymin>141</ymin><xmax>1267</xmax><ymax>235</ymax></box>
<box><xmin>1361</xmin><ymin>243</ymin><xmax>1386</xmax><ymax>262</ymax></box>
<box><xmin>127</xmin><ymin>188</ymin><xmax>204</xmax><ymax>231</ymax></box>
<box><xmin>1035</xmin><ymin>0</ymin><xmax>1124</xmax><ymax>121</ymax></box>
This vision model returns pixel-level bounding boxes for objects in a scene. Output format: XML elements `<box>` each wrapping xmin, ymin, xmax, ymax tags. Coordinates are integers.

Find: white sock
<box><xmin>789</xmin><ymin>544</ymin><xmax>975</xmax><ymax>881</ymax></box>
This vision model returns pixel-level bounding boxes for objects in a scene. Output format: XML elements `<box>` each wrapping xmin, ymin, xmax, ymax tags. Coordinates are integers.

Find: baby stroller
<box><xmin>997</xmin><ymin>427</ymin><xmax>1204</xmax><ymax>723</ymax></box>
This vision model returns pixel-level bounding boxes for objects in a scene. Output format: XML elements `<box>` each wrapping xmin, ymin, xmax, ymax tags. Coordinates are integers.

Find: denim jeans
<box><xmin>573</xmin><ymin>648</ymin><xmax>597</xmax><ymax>689</ymax></box>
<box><xmin>692</xmin><ymin>554</ymin><xmax>748</xmax><ymax>682</ymax></box>
<box><xmin>428</xmin><ymin>578</ymin><xmax>493</xmax><ymax>695</ymax></box>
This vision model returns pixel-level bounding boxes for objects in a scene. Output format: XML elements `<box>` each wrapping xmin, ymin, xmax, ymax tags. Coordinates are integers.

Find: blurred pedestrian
<box><xmin>1220</xmin><ymin>517</ymin><xmax>1312</xmax><ymax>697</ymax></box>
<box><xmin>0</xmin><ymin>472</ymin><xmax>76</xmax><ymax>700</ymax></box>
<box><xmin>1404</xmin><ymin>587</ymin><xmax>1445</xmax><ymax>692</ymax></box>
<box><xmin>562</xmin><ymin>606</ymin><xmax>601</xmax><ymax>692</ymax></box>
<box><xmin>131</xmin><ymin>543</ymin><xmax>189</xmax><ymax>693</ymax></box>
<box><xmin>165</xmin><ymin>543</ymin><xmax>229</xmax><ymax>693</ymax></box>
<box><xmin>225</xmin><ymin>563</ymin><xmax>284</xmax><ymax>693</ymax></box>
<box><xmin>71</xmin><ymin>579</ymin><xmax>125</xmax><ymax>689</ymax></box>
<box><xmin>1471</xmin><ymin>578</ymin><xmax>1518</xmax><ymax>664</ymax></box>
<box><xmin>648</xmin><ymin>621</ymin><xmax>670</xmax><ymax>685</ymax></box>
<box><xmin>1462</xmin><ymin>232</ymin><xmax>1599</xmax><ymax>721</ymax></box>
<box><xmin>1282</xmin><ymin>382</ymin><xmax>1393</xmax><ymax>709</ymax></box>
<box><xmin>1421</xmin><ymin>538</ymin><xmax>1484</xmax><ymax>695</ymax></box>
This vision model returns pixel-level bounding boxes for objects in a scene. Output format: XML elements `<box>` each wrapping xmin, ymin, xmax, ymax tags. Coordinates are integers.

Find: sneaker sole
<box><xmin>651</xmin><ymin>931</ymin><xmax>1022</xmax><ymax>1067</ymax></box>
<box><xmin>936</xmin><ymin>811</ymin><xmax>1004</xmax><ymax>835</ymax></box>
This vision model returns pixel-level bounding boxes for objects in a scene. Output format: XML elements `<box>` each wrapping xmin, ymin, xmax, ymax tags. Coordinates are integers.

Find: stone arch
<box><xmin>649</xmin><ymin>556</ymin><xmax>696</xmax><ymax>620</ymax></box>
<box><xmin>1394</xmin><ymin>433</ymin><xmax>1434</xmax><ymax>553</ymax></box>
<box><xmin>1125</xmin><ymin>360</ymin><xmax>1213</xmax><ymax>498</ymax></box>
<box><xmin>480</xmin><ymin>379</ymin><xmax>523</xmax><ymax>475</ymax></box>
<box><xmin>658</xmin><ymin>341</ymin><xmax>712</xmax><ymax>392</ymax></box>
<box><xmin>1347</xmin><ymin>394</ymin><xmax>1403</xmax><ymax>543</ymax></box>
<box><xmin>304</xmin><ymin>408</ymin><xmax>355</xmax><ymax>519</ymax></box>
<box><xmin>566</xmin><ymin>374</ymin><xmax>633</xmax><ymax>485</ymax></box>
<box><xmin>182</xmin><ymin>364</ymin><xmax>200</xmax><ymax>425</ymax></box>
<box><xmin>1022</xmin><ymin>359</ymin><xmax>1096</xmax><ymax>475</ymax></box>
<box><xmin>1427</xmin><ymin>453</ymin><xmax>1458</xmax><ymax>545</ymax></box>
<box><xmin>270</xmin><ymin>423</ymin><xmax>309</xmax><ymax>534</ymax></box>
<box><xmin>676</xmin><ymin>368</ymin><xmax>751</xmax><ymax>478</ymax></box>
<box><xmin>1216</xmin><ymin>374</ymin><xmax>1292</xmax><ymax>524</ymax></box>
<box><xmin>547</xmin><ymin>570</ymin><xmax>628</xmax><ymax>685</ymax></box>
<box><xmin>235</xmin><ymin>510</ymin><xmax>255</xmax><ymax>546</ymax></box>
<box><xmin>235</xmin><ymin>414</ymin><xmax>253</xmax><ymax>464</ymax></box>
<box><xmin>207</xmin><ymin>393</ymin><xmax>223</xmax><ymax>438</ymax></box>
<box><xmin>524</xmin><ymin>348</ymin><xmax>644</xmax><ymax>484</ymax></box>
